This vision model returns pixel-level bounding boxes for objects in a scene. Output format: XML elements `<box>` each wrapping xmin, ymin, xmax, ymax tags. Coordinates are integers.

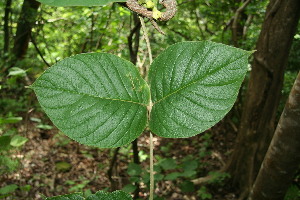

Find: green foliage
<box><xmin>0</xmin><ymin>184</ymin><xmax>18</xmax><ymax>195</ymax></box>
<box><xmin>0</xmin><ymin>117</ymin><xmax>22</xmax><ymax>125</ymax></box>
<box><xmin>158</xmin><ymin>158</ymin><xmax>177</xmax><ymax>170</ymax></box>
<box><xmin>10</xmin><ymin>135</ymin><xmax>28</xmax><ymax>147</ymax></box>
<box><xmin>127</xmin><ymin>163</ymin><xmax>143</xmax><ymax>176</ymax></box>
<box><xmin>55</xmin><ymin>161</ymin><xmax>72</xmax><ymax>172</ymax></box>
<box><xmin>32</xmin><ymin>41</ymin><xmax>250</xmax><ymax>148</ymax></box>
<box><xmin>122</xmin><ymin>184</ymin><xmax>137</xmax><ymax>193</ymax></box>
<box><xmin>149</xmin><ymin>41</ymin><xmax>251</xmax><ymax>138</ymax></box>
<box><xmin>31</xmin><ymin>53</ymin><xmax>150</xmax><ymax>148</ymax></box>
<box><xmin>0</xmin><ymin>116</ymin><xmax>27</xmax><ymax>175</ymax></box>
<box><xmin>179</xmin><ymin>181</ymin><xmax>195</xmax><ymax>193</ymax></box>
<box><xmin>207</xmin><ymin>171</ymin><xmax>230</xmax><ymax>184</ymax></box>
<box><xmin>197</xmin><ymin>186</ymin><xmax>212</xmax><ymax>200</ymax></box>
<box><xmin>37</xmin><ymin>0</ymin><xmax>126</xmax><ymax>7</ymax></box>
<box><xmin>284</xmin><ymin>184</ymin><xmax>300</xmax><ymax>200</ymax></box>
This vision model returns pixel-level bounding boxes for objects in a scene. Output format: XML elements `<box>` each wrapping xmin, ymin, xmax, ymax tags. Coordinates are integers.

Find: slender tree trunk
<box><xmin>231</xmin><ymin>0</ymin><xmax>251</xmax><ymax>47</ymax></box>
<box><xmin>12</xmin><ymin>0</ymin><xmax>40</xmax><ymax>60</ymax></box>
<box><xmin>225</xmin><ymin>0</ymin><xmax>300</xmax><ymax>199</ymax></box>
<box><xmin>3</xmin><ymin>0</ymin><xmax>12</xmax><ymax>54</ymax></box>
<box><xmin>249</xmin><ymin>72</ymin><xmax>300</xmax><ymax>200</ymax></box>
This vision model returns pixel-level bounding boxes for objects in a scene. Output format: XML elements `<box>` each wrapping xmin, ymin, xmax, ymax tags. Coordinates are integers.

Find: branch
<box><xmin>30</xmin><ymin>34</ymin><xmax>50</xmax><ymax>67</ymax></box>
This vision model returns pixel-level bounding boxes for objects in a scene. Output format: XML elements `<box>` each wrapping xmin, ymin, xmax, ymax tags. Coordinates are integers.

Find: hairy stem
<box><xmin>139</xmin><ymin>16</ymin><xmax>154</xmax><ymax>200</ymax></box>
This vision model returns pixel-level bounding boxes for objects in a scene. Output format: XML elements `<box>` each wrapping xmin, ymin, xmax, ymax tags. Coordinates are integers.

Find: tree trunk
<box><xmin>249</xmin><ymin>72</ymin><xmax>300</xmax><ymax>200</ymax></box>
<box><xmin>225</xmin><ymin>0</ymin><xmax>300</xmax><ymax>199</ymax></box>
<box><xmin>3</xmin><ymin>0</ymin><xmax>12</xmax><ymax>54</ymax></box>
<box><xmin>12</xmin><ymin>0</ymin><xmax>40</xmax><ymax>60</ymax></box>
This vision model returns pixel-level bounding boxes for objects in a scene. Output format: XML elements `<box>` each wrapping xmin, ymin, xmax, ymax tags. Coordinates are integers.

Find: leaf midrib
<box><xmin>33</xmin><ymin>84</ymin><xmax>148</xmax><ymax>107</ymax></box>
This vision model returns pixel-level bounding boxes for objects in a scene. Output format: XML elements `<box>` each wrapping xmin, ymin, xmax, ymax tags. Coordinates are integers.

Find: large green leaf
<box><xmin>149</xmin><ymin>41</ymin><xmax>251</xmax><ymax>138</ymax></box>
<box><xmin>37</xmin><ymin>0</ymin><xmax>126</xmax><ymax>7</ymax></box>
<box><xmin>31</xmin><ymin>53</ymin><xmax>150</xmax><ymax>148</ymax></box>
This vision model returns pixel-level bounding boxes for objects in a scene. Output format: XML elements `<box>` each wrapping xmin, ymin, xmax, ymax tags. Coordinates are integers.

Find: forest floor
<box><xmin>0</xmin><ymin>112</ymin><xmax>239</xmax><ymax>200</ymax></box>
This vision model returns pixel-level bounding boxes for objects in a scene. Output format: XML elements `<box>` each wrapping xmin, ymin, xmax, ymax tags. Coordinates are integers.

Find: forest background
<box><xmin>0</xmin><ymin>0</ymin><xmax>299</xmax><ymax>199</ymax></box>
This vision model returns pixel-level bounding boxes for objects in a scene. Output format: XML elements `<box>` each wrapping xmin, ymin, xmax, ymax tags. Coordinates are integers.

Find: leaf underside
<box><xmin>37</xmin><ymin>0</ymin><xmax>126</xmax><ymax>7</ymax></box>
<box><xmin>149</xmin><ymin>41</ymin><xmax>250</xmax><ymax>138</ymax></box>
<box><xmin>32</xmin><ymin>53</ymin><xmax>149</xmax><ymax>148</ymax></box>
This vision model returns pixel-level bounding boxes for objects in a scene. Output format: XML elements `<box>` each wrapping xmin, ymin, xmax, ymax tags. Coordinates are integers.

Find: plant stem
<box><xmin>149</xmin><ymin>131</ymin><xmax>154</xmax><ymax>200</ymax></box>
<box><xmin>139</xmin><ymin>16</ymin><xmax>154</xmax><ymax>200</ymax></box>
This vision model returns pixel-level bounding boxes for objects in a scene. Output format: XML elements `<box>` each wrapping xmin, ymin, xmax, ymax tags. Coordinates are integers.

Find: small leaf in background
<box><xmin>154</xmin><ymin>165</ymin><xmax>162</xmax><ymax>173</ymax></box>
<box><xmin>197</xmin><ymin>186</ymin><xmax>212</xmax><ymax>200</ymax></box>
<box><xmin>20</xmin><ymin>185</ymin><xmax>31</xmax><ymax>192</ymax></box>
<box><xmin>45</xmin><ymin>193</ymin><xmax>84</xmax><ymax>200</ymax></box>
<box><xmin>127</xmin><ymin>163</ymin><xmax>142</xmax><ymax>176</ymax></box>
<box><xmin>0</xmin><ymin>136</ymin><xmax>11</xmax><ymax>151</ymax></box>
<box><xmin>122</xmin><ymin>184</ymin><xmax>137</xmax><ymax>193</ymax></box>
<box><xmin>180</xmin><ymin>181</ymin><xmax>195</xmax><ymax>193</ymax></box>
<box><xmin>36</xmin><ymin>124</ymin><xmax>53</xmax><ymax>130</ymax></box>
<box><xmin>159</xmin><ymin>158</ymin><xmax>177</xmax><ymax>170</ymax></box>
<box><xmin>0</xmin><ymin>156</ymin><xmax>19</xmax><ymax>173</ymax></box>
<box><xmin>69</xmin><ymin>180</ymin><xmax>90</xmax><ymax>193</ymax></box>
<box><xmin>0</xmin><ymin>117</ymin><xmax>22</xmax><ymax>125</ymax></box>
<box><xmin>182</xmin><ymin>160</ymin><xmax>198</xmax><ymax>171</ymax></box>
<box><xmin>181</xmin><ymin>170</ymin><xmax>197</xmax><ymax>178</ymax></box>
<box><xmin>30</xmin><ymin>117</ymin><xmax>42</xmax><ymax>123</ymax></box>
<box><xmin>154</xmin><ymin>173</ymin><xmax>164</xmax><ymax>181</ymax></box>
<box><xmin>138</xmin><ymin>150</ymin><xmax>148</xmax><ymax>161</ymax></box>
<box><xmin>149</xmin><ymin>41</ymin><xmax>251</xmax><ymax>138</ymax></box>
<box><xmin>10</xmin><ymin>135</ymin><xmax>28</xmax><ymax>147</ymax></box>
<box><xmin>142</xmin><ymin>172</ymin><xmax>150</xmax><ymax>183</ymax></box>
<box><xmin>31</xmin><ymin>53</ymin><xmax>150</xmax><ymax>148</ymax></box>
<box><xmin>164</xmin><ymin>172</ymin><xmax>181</xmax><ymax>181</ymax></box>
<box><xmin>86</xmin><ymin>190</ymin><xmax>132</xmax><ymax>200</ymax></box>
<box><xmin>0</xmin><ymin>184</ymin><xmax>18</xmax><ymax>195</ymax></box>
<box><xmin>55</xmin><ymin>161</ymin><xmax>72</xmax><ymax>172</ymax></box>
<box><xmin>129</xmin><ymin>176</ymin><xmax>140</xmax><ymax>183</ymax></box>
<box><xmin>36</xmin><ymin>0</ymin><xmax>126</xmax><ymax>7</ymax></box>
<box><xmin>8</xmin><ymin>67</ymin><xmax>27</xmax><ymax>77</ymax></box>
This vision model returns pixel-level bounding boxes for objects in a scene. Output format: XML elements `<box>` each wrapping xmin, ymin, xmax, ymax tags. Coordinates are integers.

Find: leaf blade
<box><xmin>32</xmin><ymin>53</ymin><xmax>150</xmax><ymax>148</ymax></box>
<box><xmin>149</xmin><ymin>41</ymin><xmax>251</xmax><ymax>138</ymax></box>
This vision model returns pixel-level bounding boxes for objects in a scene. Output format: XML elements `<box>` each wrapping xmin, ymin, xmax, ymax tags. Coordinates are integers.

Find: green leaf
<box><xmin>159</xmin><ymin>158</ymin><xmax>177</xmax><ymax>170</ymax></box>
<box><xmin>164</xmin><ymin>172</ymin><xmax>181</xmax><ymax>180</ymax></box>
<box><xmin>149</xmin><ymin>41</ymin><xmax>251</xmax><ymax>138</ymax></box>
<box><xmin>10</xmin><ymin>135</ymin><xmax>28</xmax><ymax>147</ymax></box>
<box><xmin>86</xmin><ymin>190</ymin><xmax>132</xmax><ymax>200</ymax></box>
<box><xmin>36</xmin><ymin>124</ymin><xmax>53</xmax><ymax>130</ymax></box>
<box><xmin>55</xmin><ymin>161</ymin><xmax>72</xmax><ymax>172</ymax></box>
<box><xmin>182</xmin><ymin>160</ymin><xmax>198</xmax><ymax>171</ymax></box>
<box><xmin>180</xmin><ymin>181</ymin><xmax>195</xmax><ymax>193</ymax></box>
<box><xmin>45</xmin><ymin>193</ymin><xmax>84</xmax><ymax>200</ymax></box>
<box><xmin>37</xmin><ymin>0</ymin><xmax>126</xmax><ymax>7</ymax></box>
<box><xmin>8</xmin><ymin>67</ymin><xmax>27</xmax><ymax>77</ymax></box>
<box><xmin>0</xmin><ymin>184</ymin><xmax>18</xmax><ymax>195</ymax></box>
<box><xmin>31</xmin><ymin>53</ymin><xmax>150</xmax><ymax>148</ymax></box>
<box><xmin>127</xmin><ymin>163</ymin><xmax>142</xmax><ymax>176</ymax></box>
<box><xmin>0</xmin><ymin>136</ymin><xmax>11</xmax><ymax>151</ymax></box>
<box><xmin>0</xmin><ymin>117</ymin><xmax>22</xmax><ymax>125</ymax></box>
<box><xmin>122</xmin><ymin>184</ymin><xmax>137</xmax><ymax>193</ymax></box>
